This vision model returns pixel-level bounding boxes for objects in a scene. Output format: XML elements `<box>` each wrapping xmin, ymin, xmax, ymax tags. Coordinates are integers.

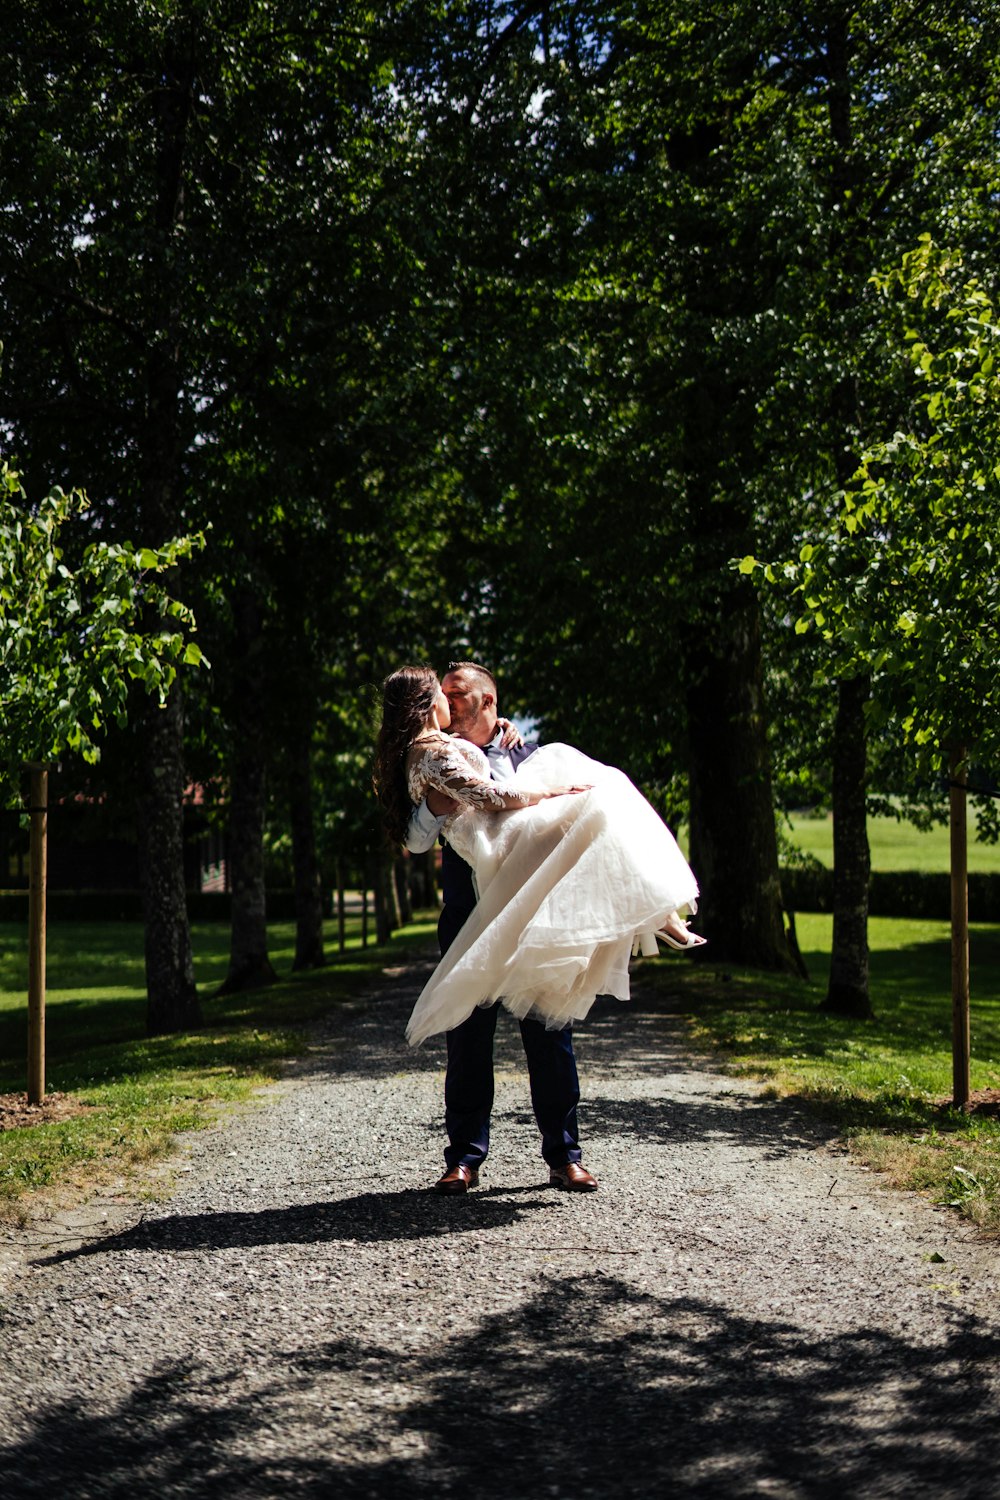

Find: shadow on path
<box><xmin>34</xmin><ymin>1079</ymin><xmax>834</xmax><ymax>1273</ymax></box>
<box><xmin>294</xmin><ymin>965</ymin><xmax>700</xmax><ymax>1079</ymax></box>
<box><xmin>2</xmin><ymin>1274</ymin><xmax>998</xmax><ymax>1498</ymax></box>
<box><xmin>32</xmin><ymin>1185</ymin><xmax>558</xmax><ymax>1266</ymax></box>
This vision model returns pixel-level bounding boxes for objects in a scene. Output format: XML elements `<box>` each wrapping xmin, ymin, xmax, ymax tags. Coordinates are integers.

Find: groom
<box><xmin>406</xmin><ymin>660</ymin><xmax>599</xmax><ymax>1195</ymax></box>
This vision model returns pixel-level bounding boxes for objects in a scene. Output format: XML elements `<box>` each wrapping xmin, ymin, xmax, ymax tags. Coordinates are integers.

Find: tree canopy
<box><xmin>743</xmin><ymin>237</ymin><xmax>1000</xmax><ymax>806</ymax></box>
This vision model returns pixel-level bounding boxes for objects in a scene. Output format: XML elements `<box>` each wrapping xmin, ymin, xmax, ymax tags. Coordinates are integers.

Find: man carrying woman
<box><xmin>374</xmin><ymin>661</ymin><xmax>703</xmax><ymax>1195</ymax></box>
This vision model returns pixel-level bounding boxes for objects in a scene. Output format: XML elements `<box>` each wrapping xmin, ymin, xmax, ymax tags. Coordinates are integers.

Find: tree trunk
<box><xmin>949</xmin><ymin>744</ymin><xmax>970</xmax><ymax>1106</ymax></box>
<box><xmin>822</xmin><ymin>674</ymin><xmax>873</xmax><ymax>1018</ymax></box>
<box><xmin>686</xmin><ymin>578</ymin><xmax>795</xmax><ymax>971</ymax></box>
<box><xmin>138</xmin><ymin>44</ymin><xmax>200</xmax><ymax>1035</ymax></box>
<box><xmin>336</xmin><ymin>859</ymin><xmax>346</xmax><ymax>953</ymax></box>
<box><xmin>394</xmin><ymin>855</ymin><xmax>413</xmax><ymax>926</ymax></box>
<box><xmin>410</xmin><ymin>850</ymin><xmax>437</xmax><ymax>909</ymax></box>
<box><xmin>217</xmin><ymin>734</ymin><xmax>277</xmax><ymax>994</ymax></box>
<box><xmin>288</xmin><ymin>738</ymin><xmax>326</xmax><ymax>971</ymax></box>
<box><xmin>373</xmin><ymin>851</ymin><xmax>394</xmax><ymax>945</ymax></box>
<box><xmin>139</xmin><ymin>684</ymin><xmax>201</xmax><ymax>1034</ymax></box>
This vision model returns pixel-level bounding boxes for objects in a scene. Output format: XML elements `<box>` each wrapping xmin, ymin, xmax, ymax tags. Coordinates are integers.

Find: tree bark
<box><xmin>336</xmin><ymin>859</ymin><xmax>346</xmax><ymax>953</ymax></box>
<box><xmin>686</xmin><ymin>578</ymin><xmax>795</xmax><ymax>971</ymax></box>
<box><xmin>373</xmin><ymin>851</ymin><xmax>395</xmax><ymax>945</ymax></box>
<box><xmin>822</xmin><ymin>674</ymin><xmax>873</xmax><ymax>1017</ymax></box>
<box><xmin>409</xmin><ymin>850</ymin><xmax>437</xmax><ymax>909</ymax></box>
<box><xmin>288</xmin><ymin>738</ymin><xmax>326</xmax><ymax>971</ymax></box>
<box><xmin>394</xmin><ymin>855</ymin><xmax>413</xmax><ymax>926</ymax></box>
<box><xmin>949</xmin><ymin>744</ymin><xmax>970</xmax><ymax>1106</ymax></box>
<box><xmin>217</xmin><ymin>731</ymin><xmax>277</xmax><ymax>994</ymax></box>
<box><xmin>139</xmin><ymin>685</ymin><xmax>201</xmax><ymax>1034</ymax></box>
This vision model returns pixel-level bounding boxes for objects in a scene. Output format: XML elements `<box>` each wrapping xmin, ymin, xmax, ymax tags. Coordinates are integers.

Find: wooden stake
<box><xmin>949</xmin><ymin>745</ymin><xmax>970</xmax><ymax>1109</ymax></box>
<box><xmin>27</xmin><ymin>765</ymin><xmax>49</xmax><ymax>1107</ymax></box>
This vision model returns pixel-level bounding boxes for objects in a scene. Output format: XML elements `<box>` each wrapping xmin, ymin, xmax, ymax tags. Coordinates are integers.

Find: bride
<box><xmin>373</xmin><ymin>666</ymin><xmax>704</xmax><ymax>1046</ymax></box>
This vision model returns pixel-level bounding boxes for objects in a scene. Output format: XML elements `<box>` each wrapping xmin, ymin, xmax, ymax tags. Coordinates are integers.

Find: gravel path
<box><xmin>1</xmin><ymin>963</ymin><xmax>998</xmax><ymax>1498</ymax></box>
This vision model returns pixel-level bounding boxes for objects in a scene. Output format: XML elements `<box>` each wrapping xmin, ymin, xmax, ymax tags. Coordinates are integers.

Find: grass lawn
<box><xmin>785</xmin><ymin>810</ymin><xmax>1000</xmax><ymax>872</ymax></box>
<box><xmin>639</xmin><ymin>912</ymin><xmax>1000</xmax><ymax>1233</ymax></box>
<box><xmin>0</xmin><ymin>916</ymin><xmax>438</xmax><ymax>1220</ymax></box>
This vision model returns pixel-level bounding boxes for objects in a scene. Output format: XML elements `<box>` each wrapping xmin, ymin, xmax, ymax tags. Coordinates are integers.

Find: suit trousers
<box><xmin>439</xmin><ymin>903</ymin><xmax>582</xmax><ymax>1171</ymax></box>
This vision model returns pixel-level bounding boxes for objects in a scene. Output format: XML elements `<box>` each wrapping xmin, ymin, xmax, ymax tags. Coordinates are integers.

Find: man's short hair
<box><xmin>445</xmin><ymin>660</ymin><xmax>498</xmax><ymax>697</ymax></box>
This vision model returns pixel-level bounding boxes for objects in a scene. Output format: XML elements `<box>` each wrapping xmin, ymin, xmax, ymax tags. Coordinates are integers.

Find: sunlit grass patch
<box><xmin>0</xmin><ymin>914</ymin><xmax>439</xmax><ymax>1217</ymax></box>
<box><xmin>786</xmin><ymin>810</ymin><xmax>1000</xmax><ymax>873</ymax></box>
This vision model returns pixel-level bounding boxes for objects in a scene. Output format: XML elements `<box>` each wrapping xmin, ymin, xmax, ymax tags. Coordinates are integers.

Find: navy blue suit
<box><xmin>438</xmin><ymin>742</ymin><xmax>583</xmax><ymax>1172</ymax></box>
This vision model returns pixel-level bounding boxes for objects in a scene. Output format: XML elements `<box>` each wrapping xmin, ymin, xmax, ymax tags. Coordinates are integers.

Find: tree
<box><xmin>0</xmin><ymin>461</ymin><xmax>204</xmax><ymax>793</ymax></box>
<box><xmin>0</xmin><ymin>453</ymin><xmax>207</xmax><ymax>1058</ymax></box>
<box><xmin>765</xmin><ymin>241</ymin><xmax>1000</xmax><ymax>789</ymax></box>
<box><xmin>732</xmin><ymin>0</ymin><xmax>1000</xmax><ymax>1012</ymax></box>
<box><xmin>741</xmin><ymin>238</ymin><xmax>1000</xmax><ymax>1079</ymax></box>
<box><xmin>393</xmin><ymin>3</ymin><xmax>798</xmax><ymax>967</ymax></box>
<box><xmin>1</xmin><ymin>1</ymin><xmax>453</xmax><ymax>1007</ymax></box>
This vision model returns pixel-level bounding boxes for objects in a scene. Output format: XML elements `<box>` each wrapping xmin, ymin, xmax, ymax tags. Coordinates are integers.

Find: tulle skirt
<box><xmin>405</xmin><ymin>744</ymin><xmax>699</xmax><ymax>1045</ymax></box>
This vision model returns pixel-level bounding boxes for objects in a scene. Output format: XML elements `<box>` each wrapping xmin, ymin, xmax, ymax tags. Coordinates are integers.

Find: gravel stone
<box><xmin>0</xmin><ymin>963</ymin><xmax>998</xmax><ymax>1498</ymax></box>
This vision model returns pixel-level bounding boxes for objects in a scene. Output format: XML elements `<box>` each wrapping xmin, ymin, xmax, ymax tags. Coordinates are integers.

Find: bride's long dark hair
<box><xmin>373</xmin><ymin>665</ymin><xmax>441</xmax><ymax>845</ymax></box>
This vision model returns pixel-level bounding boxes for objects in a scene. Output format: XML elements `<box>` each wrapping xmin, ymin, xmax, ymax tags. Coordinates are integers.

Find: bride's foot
<box><xmin>656</xmin><ymin>916</ymin><xmax>707</xmax><ymax>952</ymax></box>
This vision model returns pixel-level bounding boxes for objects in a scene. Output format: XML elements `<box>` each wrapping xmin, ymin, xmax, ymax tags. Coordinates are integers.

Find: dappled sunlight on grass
<box><xmin>791</xmin><ymin>913</ymin><xmax>1000</xmax><ymax>1063</ymax></box>
<box><xmin>0</xmin><ymin>914</ymin><xmax>440</xmax><ymax>1214</ymax></box>
<box><xmin>0</xmin><ymin>917</ymin><xmax>439</xmax><ymax>1090</ymax></box>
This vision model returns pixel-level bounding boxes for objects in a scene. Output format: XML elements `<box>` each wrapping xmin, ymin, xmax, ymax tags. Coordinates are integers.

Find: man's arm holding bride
<box><xmin>404</xmin><ymin>790</ymin><xmax>456</xmax><ymax>854</ymax></box>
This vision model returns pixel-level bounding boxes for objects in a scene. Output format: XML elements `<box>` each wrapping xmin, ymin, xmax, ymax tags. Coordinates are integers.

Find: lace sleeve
<box><xmin>407</xmin><ymin>736</ymin><xmax>533</xmax><ymax>813</ymax></box>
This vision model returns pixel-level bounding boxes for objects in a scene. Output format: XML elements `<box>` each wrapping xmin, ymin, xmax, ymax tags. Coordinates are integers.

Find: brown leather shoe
<box><xmin>549</xmin><ymin>1162</ymin><xmax>598</xmax><ymax>1192</ymax></box>
<box><xmin>434</xmin><ymin>1163</ymin><xmax>480</xmax><ymax>1195</ymax></box>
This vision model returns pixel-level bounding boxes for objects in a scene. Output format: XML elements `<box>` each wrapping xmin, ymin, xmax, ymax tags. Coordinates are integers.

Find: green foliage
<box><xmin>713</xmin><ymin>2</ymin><xmax>1000</xmax><ymax>821</ymax></box>
<box><xmin>741</xmin><ymin>239</ymin><xmax>1000</xmax><ymax>787</ymax></box>
<box><xmin>0</xmin><ymin>461</ymin><xmax>205</xmax><ymax>801</ymax></box>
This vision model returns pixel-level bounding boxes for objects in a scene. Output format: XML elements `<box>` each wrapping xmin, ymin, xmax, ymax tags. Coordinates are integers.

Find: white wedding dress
<box><xmin>404</xmin><ymin>735</ymin><xmax>699</xmax><ymax>1045</ymax></box>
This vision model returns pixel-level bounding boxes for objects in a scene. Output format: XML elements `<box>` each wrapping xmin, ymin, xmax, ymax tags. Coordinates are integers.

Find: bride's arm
<box><xmin>415</xmin><ymin>741</ymin><xmax>588</xmax><ymax>814</ymax></box>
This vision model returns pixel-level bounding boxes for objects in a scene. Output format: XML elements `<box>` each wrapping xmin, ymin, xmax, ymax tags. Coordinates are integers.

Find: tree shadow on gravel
<box><xmin>576</xmin><ymin>1089</ymin><xmax>833</xmax><ymax>1160</ymax></box>
<box><xmin>292</xmin><ymin>973</ymin><xmax>699</xmax><ymax>1087</ymax></box>
<box><xmin>3</xmin><ymin>1273</ymin><xmax>999</xmax><ymax>1498</ymax></box>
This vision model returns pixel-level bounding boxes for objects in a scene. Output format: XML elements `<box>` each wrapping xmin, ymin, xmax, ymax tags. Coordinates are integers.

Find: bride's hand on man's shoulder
<box><xmin>497</xmin><ymin>717</ymin><xmax>525</xmax><ymax>750</ymax></box>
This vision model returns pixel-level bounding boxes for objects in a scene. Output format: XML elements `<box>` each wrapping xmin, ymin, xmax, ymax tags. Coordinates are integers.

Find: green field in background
<box><xmin>785</xmin><ymin>812</ymin><xmax>1000</xmax><ymax>873</ymax></box>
